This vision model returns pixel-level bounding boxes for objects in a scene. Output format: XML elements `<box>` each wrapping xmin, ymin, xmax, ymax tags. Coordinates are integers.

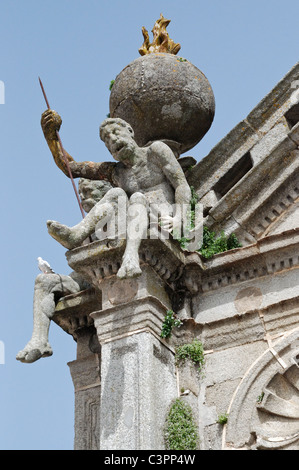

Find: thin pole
<box><xmin>39</xmin><ymin>77</ymin><xmax>86</xmax><ymax>219</ymax></box>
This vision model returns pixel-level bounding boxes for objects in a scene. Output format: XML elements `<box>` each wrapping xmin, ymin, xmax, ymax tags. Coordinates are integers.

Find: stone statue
<box><xmin>16</xmin><ymin>106</ymin><xmax>194</xmax><ymax>363</ymax></box>
<box><xmin>16</xmin><ymin>272</ymin><xmax>84</xmax><ymax>363</ymax></box>
<box><xmin>16</xmin><ymin>178</ymin><xmax>110</xmax><ymax>363</ymax></box>
<box><xmin>41</xmin><ymin>110</ymin><xmax>192</xmax><ymax>279</ymax></box>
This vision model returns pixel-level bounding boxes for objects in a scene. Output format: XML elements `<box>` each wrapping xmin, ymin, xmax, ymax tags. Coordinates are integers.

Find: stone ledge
<box><xmin>247</xmin><ymin>61</ymin><xmax>299</xmax><ymax>133</ymax></box>
<box><xmin>53</xmin><ymin>288</ymin><xmax>100</xmax><ymax>339</ymax></box>
<box><xmin>54</xmin><ymin>229</ymin><xmax>299</xmax><ymax>326</ymax></box>
<box><xmin>68</xmin><ymin>354</ymin><xmax>101</xmax><ymax>391</ymax></box>
<box><xmin>90</xmin><ymin>295</ymin><xmax>171</xmax><ymax>344</ymax></box>
<box><xmin>66</xmin><ymin>238</ymin><xmax>187</xmax><ymax>290</ymax></box>
<box><xmin>199</xmin><ymin>228</ymin><xmax>299</xmax><ymax>293</ymax></box>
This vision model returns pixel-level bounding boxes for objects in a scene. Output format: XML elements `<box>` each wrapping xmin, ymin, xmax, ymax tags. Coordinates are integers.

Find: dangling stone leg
<box><xmin>16</xmin><ymin>276</ymin><xmax>55</xmax><ymax>363</ymax></box>
<box><xmin>16</xmin><ymin>274</ymin><xmax>80</xmax><ymax>363</ymax></box>
<box><xmin>117</xmin><ymin>192</ymin><xmax>148</xmax><ymax>279</ymax></box>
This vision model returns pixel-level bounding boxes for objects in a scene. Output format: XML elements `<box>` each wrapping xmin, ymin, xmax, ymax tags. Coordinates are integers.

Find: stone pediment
<box><xmin>186</xmin><ymin>62</ymin><xmax>299</xmax><ymax>246</ymax></box>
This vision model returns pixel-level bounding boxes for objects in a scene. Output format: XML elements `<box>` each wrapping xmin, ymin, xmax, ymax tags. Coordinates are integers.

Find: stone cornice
<box><xmin>184</xmin><ymin>228</ymin><xmax>299</xmax><ymax>294</ymax></box>
<box><xmin>53</xmin><ymin>288</ymin><xmax>99</xmax><ymax>339</ymax></box>
<box><xmin>66</xmin><ymin>237</ymin><xmax>187</xmax><ymax>290</ymax></box>
<box><xmin>54</xmin><ymin>228</ymin><xmax>299</xmax><ymax>336</ymax></box>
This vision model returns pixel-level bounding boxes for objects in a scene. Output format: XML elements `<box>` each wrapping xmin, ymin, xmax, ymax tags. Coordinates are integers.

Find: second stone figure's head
<box><xmin>78</xmin><ymin>178</ymin><xmax>113</xmax><ymax>213</ymax></box>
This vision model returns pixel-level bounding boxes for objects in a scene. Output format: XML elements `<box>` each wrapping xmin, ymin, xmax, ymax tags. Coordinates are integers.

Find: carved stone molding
<box><xmin>65</xmin><ymin>238</ymin><xmax>185</xmax><ymax>292</ymax></box>
<box><xmin>200</xmin><ymin>228</ymin><xmax>299</xmax><ymax>294</ymax></box>
<box><xmin>53</xmin><ymin>288</ymin><xmax>100</xmax><ymax>339</ymax></box>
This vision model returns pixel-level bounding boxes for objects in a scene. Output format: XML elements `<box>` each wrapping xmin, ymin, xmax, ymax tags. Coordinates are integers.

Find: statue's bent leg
<box><xmin>117</xmin><ymin>192</ymin><xmax>148</xmax><ymax>279</ymax></box>
<box><xmin>16</xmin><ymin>274</ymin><xmax>80</xmax><ymax>363</ymax></box>
<box><xmin>47</xmin><ymin>188</ymin><xmax>126</xmax><ymax>249</ymax></box>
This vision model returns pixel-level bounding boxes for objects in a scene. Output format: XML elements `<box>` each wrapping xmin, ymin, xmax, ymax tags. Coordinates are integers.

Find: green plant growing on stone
<box><xmin>217</xmin><ymin>413</ymin><xmax>229</xmax><ymax>425</ymax></box>
<box><xmin>175</xmin><ymin>187</ymin><xmax>242</xmax><ymax>255</ymax></box>
<box><xmin>164</xmin><ymin>399</ymin><xmax>199</xmax><ymax>450</ymax></box>
<box><xmin>161</xmin><ymin>310</ymin><xmax>182</xmax><ymax>339</ymax></box>
<box><xmin>175</xmin><ymin>339</ymin><xmax>205</xmax><ymax>372</ymax></box>
<box><xmin>109</xmin><ymin>79</ymin><xmax>115</xmax><ymax>91</ymax></box>
<box><xmin>198</xmin><ymin>227</ymin><xmax>242</xmax><ymax>259</ymax></box>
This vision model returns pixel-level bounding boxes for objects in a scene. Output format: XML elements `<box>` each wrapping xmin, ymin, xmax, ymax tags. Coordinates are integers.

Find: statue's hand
<box><xmin>41</xmin><ymin>109</ymin><xmax>62</xmax><ymax>141</ymax></box>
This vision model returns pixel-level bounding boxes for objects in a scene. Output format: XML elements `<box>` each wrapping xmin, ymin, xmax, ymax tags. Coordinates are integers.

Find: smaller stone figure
<box><xmin>16</xmin><ymin>179</ymin><xmax>109</xmax><ymax>363</ymax></box>
<box><xmin>16</xmin><ymin>272</ymin><xmax>84</xmax><ymax>363</ymax></box>
<box><xmin>42</xmin><ymin>111</ymin><xmax>192</xmax><ymax>279</ymax></box>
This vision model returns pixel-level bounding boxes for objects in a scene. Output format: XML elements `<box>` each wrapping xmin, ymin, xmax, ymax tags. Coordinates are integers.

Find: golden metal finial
<box><xmin>138</xmin><ymin>13</ymin><xmax>181</xmax><ymax>56</ymax></box>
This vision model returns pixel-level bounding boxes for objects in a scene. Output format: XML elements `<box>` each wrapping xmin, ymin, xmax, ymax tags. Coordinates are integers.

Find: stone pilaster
<box><xmin>54</xmin><ymin>239</ymin><xmax>185</xmax><ymax>450</ymax></box>
<box><xmin>90</xmin><ymin>266</ymin><xmax>178</xmax><ymax>450</ymax></box>
<box><xmin>68</xmin><ymin>348</ymin><xmax>101</xmax><ymax>450</ymax></box>
<box><xmin>53</xmin><ymin>290</ymin><xmax>102</xmax><ymax>450</ymax></box>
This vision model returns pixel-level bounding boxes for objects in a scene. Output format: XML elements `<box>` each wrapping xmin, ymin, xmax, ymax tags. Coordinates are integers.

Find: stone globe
<box><xmin>109</xmin><ymin>53</ymin><xmax>215</xmax><ymax>156</ymax></box>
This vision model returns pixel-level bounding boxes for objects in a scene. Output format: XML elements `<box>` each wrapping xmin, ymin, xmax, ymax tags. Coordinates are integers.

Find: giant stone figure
<box><xmin>17</xmin><ymin>14</ymin><xmax>215</xmax><ymax>388</ymax></box>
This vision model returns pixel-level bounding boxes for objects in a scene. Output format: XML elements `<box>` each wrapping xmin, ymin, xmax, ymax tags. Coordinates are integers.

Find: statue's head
<box><xmin>100</xmin><ymin>118</ymin><xmax>136</xmax><ymax>161</ymax></box>
<box><xmin>78</xmin><ymin>178</ymin><xmax>113</xmax><ymax>213</ymax></box>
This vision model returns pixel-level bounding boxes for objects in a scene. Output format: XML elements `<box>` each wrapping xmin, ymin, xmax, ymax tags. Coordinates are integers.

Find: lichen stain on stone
<box><xmin>162</xmin><ymin>103</ymin><xmax>183</xmax><ymax>119</ymax></box>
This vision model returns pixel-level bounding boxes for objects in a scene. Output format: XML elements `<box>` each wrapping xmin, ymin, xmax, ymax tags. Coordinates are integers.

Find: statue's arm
<box><xmin>149</xmin><ymin>142</ymin><xmax>191</xmax><ymax>205</ymax></box>
<box><xmin>41</xmin><ymin>110</ymin><xmax>116</xmax><ymax>183</ymax></box>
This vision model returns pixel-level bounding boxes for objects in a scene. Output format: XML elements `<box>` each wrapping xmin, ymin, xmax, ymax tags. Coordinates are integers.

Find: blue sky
<box><xmin>0</xmin><ymin>0</ymin><xmax>298</xmax><ymax>450</ymax></box>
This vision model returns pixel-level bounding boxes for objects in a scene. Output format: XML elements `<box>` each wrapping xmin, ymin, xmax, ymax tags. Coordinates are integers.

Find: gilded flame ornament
<box><xmin>138</xmin><ymin>13</ymin><xmax>181</xmax><ymax>56</ymax></box>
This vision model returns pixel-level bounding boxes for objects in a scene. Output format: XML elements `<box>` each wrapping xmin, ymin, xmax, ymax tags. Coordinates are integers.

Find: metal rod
<box><xmin>39</xmin><ymin>77</ymin><xmax>85</xmax><ymax>219</ymax></box>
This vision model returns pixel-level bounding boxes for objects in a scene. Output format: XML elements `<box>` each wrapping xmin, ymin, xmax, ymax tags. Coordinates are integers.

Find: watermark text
<box><xmin>94</xmin><ymin>197</ymin><xmax>204</xmax><ymax>251</ymax></box>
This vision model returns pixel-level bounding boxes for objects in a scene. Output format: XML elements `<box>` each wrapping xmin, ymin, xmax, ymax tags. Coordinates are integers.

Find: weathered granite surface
<box><xmin>19</xmin><ymin>15</ymin><xmax>299</xmax><ymax>449</ymax></box>
<box><xmin>51</xmin><ymin>61</ymin><xmax>299</xmax><ymax>450</ymax></box>
<box><xmin>110</xmin><ymin>53</ymin><xmax>215</xmax><ymax>155</ymax></box>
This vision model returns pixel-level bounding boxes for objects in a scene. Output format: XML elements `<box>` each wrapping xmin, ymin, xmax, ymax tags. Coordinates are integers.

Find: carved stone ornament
<box><xmin>224</xmin><ymin>328</ymin><xmax>299</xmax><ymax>450</ymax></box>
<box><xmin>138</xmin><ymin>13</ymin><xmax>181</xmax><ymax>56</ymax></box>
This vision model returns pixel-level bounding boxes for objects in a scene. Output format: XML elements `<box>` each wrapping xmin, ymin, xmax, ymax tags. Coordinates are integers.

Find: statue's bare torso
<box><xmin>112</xmin><ymin>146</ymin><xmax>175</xmax><ymax>205</ymax></box>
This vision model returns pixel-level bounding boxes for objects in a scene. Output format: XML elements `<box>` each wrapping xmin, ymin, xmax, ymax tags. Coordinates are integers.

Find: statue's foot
<box><xmin>16</xmin><ymin>340</ymin><xmax>53</xmax><ymax>364</ymax></box>
<box><xmin>47</xmin><ymin>220</ymin><xmax>73</xmax><ymax>249</ymax></box>
<box><xmin>117</xmin><ymin>255</ymin><xmax>142</xmax><ymax>279</ymax></box>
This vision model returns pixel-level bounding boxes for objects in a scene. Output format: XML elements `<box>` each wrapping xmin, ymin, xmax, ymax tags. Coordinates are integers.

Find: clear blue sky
<box><xmin>0</xmin><ymin>0</ymin><xmax>298</xmax><ymax>450</ymax></box>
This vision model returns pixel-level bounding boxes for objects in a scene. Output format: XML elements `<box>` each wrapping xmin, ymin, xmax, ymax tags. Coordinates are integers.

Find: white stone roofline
<box><xmin>202</xmin><ymin>227</ymin><xmax>299</xmax><ymax>276</ymax></box>
<box><xmin>186</xmin><ymin>62</ymin><xmax>299</xmax><ymax>237</ymax></box>
<box><xmin>183</xmin><ymin>227</ymin><xmax>299</xmax><ymax>295</ymax></box>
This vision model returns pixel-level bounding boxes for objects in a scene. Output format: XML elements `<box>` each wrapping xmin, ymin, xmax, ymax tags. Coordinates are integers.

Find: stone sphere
<box><xmin>109</xmin><ymin>53</ymin><xmax>215</xmax><ymax>155</ymax></box>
